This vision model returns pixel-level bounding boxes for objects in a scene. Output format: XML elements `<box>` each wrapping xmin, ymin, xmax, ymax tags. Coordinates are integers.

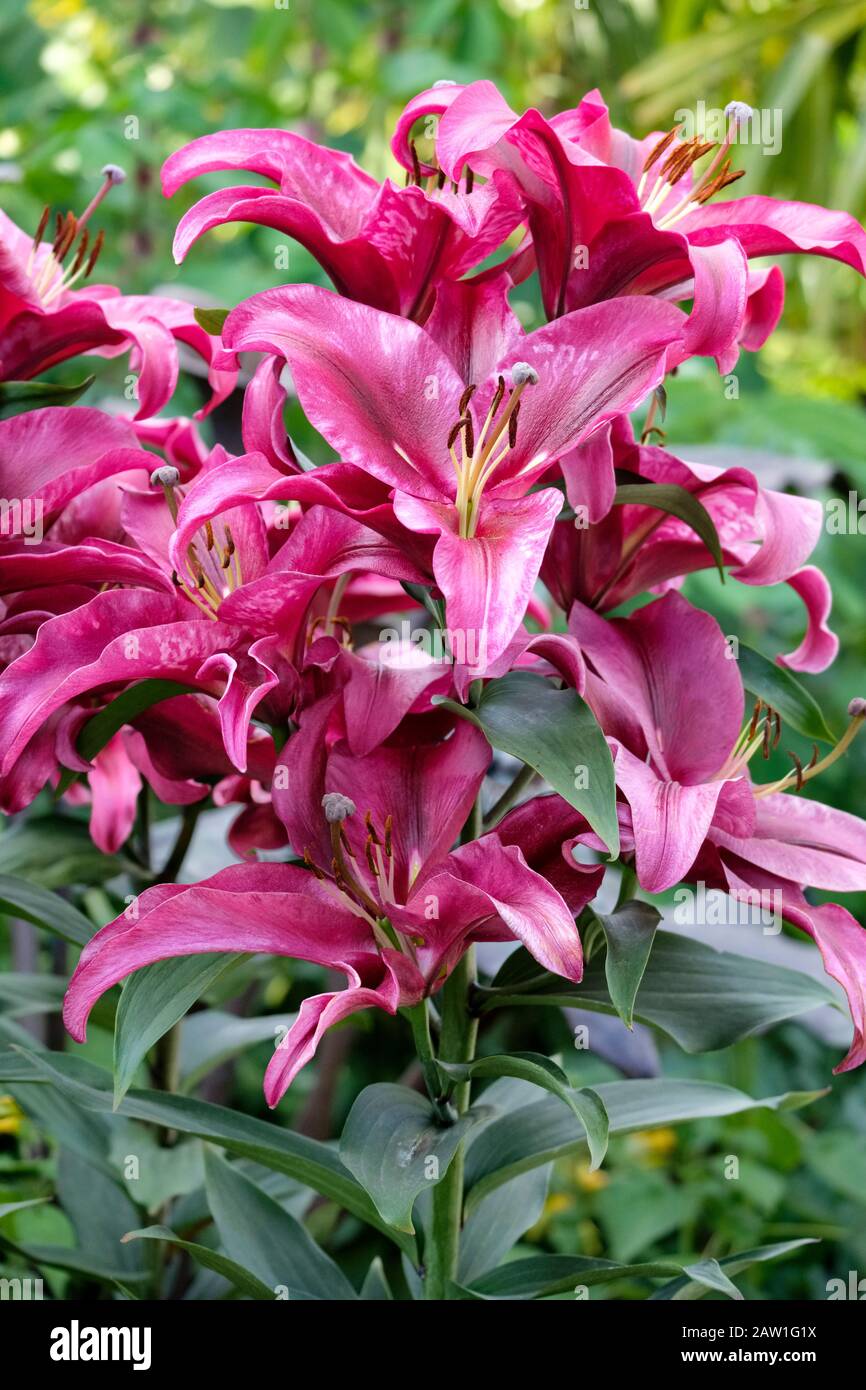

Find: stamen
<box><xmin>465</xmin><ymin>166</ymin><xmax>474</xmax><ymax>193</ymax></box>
<box><xmin>303</xmin><ymin>847</ymin><xmax>325</xmax><ymax>881</ymax></box>
<box><xmin>755</xmin><ymin>698</ymin><xmax>866</xmax><ymax>798</ymax></box>
<box><xmin>787</xmin><ymin>750</ymin><xmax>804</xmax><ymax>790</ymax></box>
<box><xmin>384</xmin><ymin>814</ymin><xmax>393</xmax><ymax>858</ymax></box>
<box><xmin>458</xmin><ymin>383</ymin><xmax>476</xmax><ymax>415</ymax></box>
<box><xmin>364</xmin><ymin>809</ymin><xmax>380</xmax><ymax>845</ymax></box>
<box><xmin>410</xmin><ymin>140</ymin><xmax>422</xmax><ymax>187</ymax></box>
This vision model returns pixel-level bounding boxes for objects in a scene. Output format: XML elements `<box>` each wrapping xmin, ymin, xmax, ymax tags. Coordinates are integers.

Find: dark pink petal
<box><xmin>495</xmin><ymin>793</ymin><xmax>605</xmax><ymax>915</ymax></box>
<box><xmin>681</xmin><ymin>196</ymin><xmax>866</xmax><ymax>276</ymax></box>
<box><xmin>570</xmin><ymin>592</ymin><xmax>743</xmax><ymax>783</ymax></box>
<box><xmin>223</xmin><ymin>285</ymin><xmax>464</xmax><ymax>497</ymax></box>
<box><xmin>612</xmin><ymin>742</ymin><xmax>728</xmax><ymax>894</ymax></box>
<box><xmin>0</xmin><ymin>408</ymin><xmax>144</xmax><ymax>522</ymax></box>
<box><xmin>422</xmin><ymin>271</ymin><xmax>522</xmax><ymax>385</ymax></box>
<box><xmin>418</xmin><ymin>835</ymin><xmax>585</xmax><ymax>982</ymax></box>
<box><xmin>162</xmin><ymin>127</ymin><xmax>378</xmax><ymax>211</ymax></box>
<box><xmin>712</xmin><ymin>792</ymin><xmax>866</xmax><ymax>893</ymax></box>
<box><xmin>63</xmin><ymin>862</ymin><xmax>376</xmax><ymax>1043</ymax></box>
<box><xmin>85</xmin><ymin>733</ymin><xmax>141</xmax><ymax>854</ymax></box>
<box><xmin>776</xmin><ymin>566</ymin><xmax>839</xmax><ymax>673</ymax></box>
<box><xmin>393</xmin><ymin>486</ymin><xmax>562</xmax><ymax>686</ymax></box>
<box><xmin>263</xmin><ymin>951</ymin><xmax>424</xmax><ymax>1106</ymax></box>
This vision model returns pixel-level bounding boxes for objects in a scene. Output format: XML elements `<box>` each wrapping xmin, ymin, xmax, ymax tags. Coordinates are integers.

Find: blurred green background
<box><xmin>1</xmin><ymin>0</ymin><xmax>865</xmax><ymax>1299</ymax></box>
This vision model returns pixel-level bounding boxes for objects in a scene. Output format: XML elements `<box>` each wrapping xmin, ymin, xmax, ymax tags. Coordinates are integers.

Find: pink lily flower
<box><xmin>220</xmin><ymin>276</ymin><xmax>685</xmax><ymax>684</ymax></box>
<box><xmin>63</xmin><ymin>698</ymin><xmax>592</xmax><ymax>1104</ymax></box>
<box><xmin>0</xmin><ymin>174</ymin><xmax>236</xmax><ymax>418</ymax></box>
<box><xmin>161</xmin><ymin>125</ymin><xmax>523</xmax><ymax>321</ymax></box>
<box><xmin>570</xmin><ymin>591</ymin><xmax>751</xmax><ymax>894</ymax></box>
<box><xmin>405</xmin><ymin>81</ymin><xmax>866</xmax><ymax>365</ymax></box>
<box><xmin>543</xmin><ymin>415</ymin><xmax>837</xmax><ymax>672</ymax></box>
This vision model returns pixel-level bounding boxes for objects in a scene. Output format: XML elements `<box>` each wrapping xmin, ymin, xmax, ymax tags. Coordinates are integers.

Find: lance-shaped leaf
<box><xmin>438</xmin><ymin>1053</ymin><xmax>608</xmax><ymax>1170</ymax></box>
<box><xmin>595</xmin><ymin>900</ymin><xmax>661</xmax><ymax>1028</ymax></box>
<box><xmin>4</xmin><ymin>1048</ymin><xmax>414</xmax><ymax>1256</ymax></box>
<box><xmin>613</xmin><ymin>481</ymin><xmax>725</xmax><ymax>579</ymax></box>
<box><xmin>441</xmin><ymin>671</ymin><xmax>619</xmax><ymax>856</ymax></box>
<box><xmin>0</xmin><ymin>376</ymin><xmax>95</xmax><ymax>419</ymax></box>
<box><xmin>649</xmin><ymin>1240</ymin><xmax>818</xmax><ymax>1301</ymax></box>
<box><xmin>123</xmin><ymin>1225</ymin><xmax>274</xmax><ymax>1300</ymax></box>
<box><xmin>77</xmin><ymin>679</ymin><xmax>199</xmax><ymax>763</ymax></box>
<box><xmin>481</xmin><ymin>931</ymin><xmax>839</xmax><ymax>1053</ymax></box>
<box><xmin>0</xmin><ymin>874</ymin><xmax>93</xmax><ymax>947</ymax></box>
<box><xmin>113</xmin><ymin>954</ymin><xmax>240</xmax><ymax>1106</ymax></box>
<box><xmin>737</xmin><ymin>642</ymin><xmax>835</xmax><ymax>743</ymax></box>
<box><xmin>340</xmin><ymin>1082</ymin><xmax>488</xmax><ymax>1233</ymax></box>
<box><xmin>463</xmin><ymin>1078</ymin><xmax>823</xmax><ymax>1211</ymax></box>
<box><xmin>203</xmin><ymin>1149</ymin><xmax>357</xmax><ymax>1300</ymax></box>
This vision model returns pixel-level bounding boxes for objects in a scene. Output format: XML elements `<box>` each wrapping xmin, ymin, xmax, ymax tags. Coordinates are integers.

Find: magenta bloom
<box><xmin>221</xmin><ymin>277</ymin><xmax>684</xmax><ymax>683</ymax></box>
<box><xmin>544</xmin><ymin>414</ymin><xmax>837</xmax><ymax>673</ymax></box>
<box><xmin>162</xmin><ymin>126</ymin><xmax>522</xmax><ymax>321</ymax></box>
<box><xmin>63</xmin><ymin>699</ymin><xmax>593</xmax><ymax>1104</ymax></box>
<box><xmin>400</xmin><ymin>82</ymin><xmax>866</xmax><ymax>364</ymax></box>
<box><xmin>0</xmin><ymin>189</ymin><xmax>234</xmax><ymax>417</ymax></box>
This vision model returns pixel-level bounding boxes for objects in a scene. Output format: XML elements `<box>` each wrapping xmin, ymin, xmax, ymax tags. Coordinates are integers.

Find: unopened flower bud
<box><xmin>511</xmin><ymin>362</ymin><xmax>538</xmax><ymax>387</ymax></box>
<box><xmin>848</xmin><ymin>697</ymin><xmax>866</xmax><ymax>719</ymax></box>
<box><xmin>150</xmin><ymin>465</ymin><xmax>180</xmax><ymax>488</ymax></box>
<box><xmin>101</xmin><ymin>163</ymin><xmax>127</xmax><ymax>185</ymax></box>
<box><xmin>322</xmin><ymin>792</ymin><xmax>356</xmax><ymax>823</ymax></box>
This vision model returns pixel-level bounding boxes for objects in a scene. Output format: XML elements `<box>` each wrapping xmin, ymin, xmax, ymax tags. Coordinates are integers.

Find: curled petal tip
<box><xmin>322</xmin><ymin>791</ymin><xmax>356</xmax><ymax>823</ymax></box>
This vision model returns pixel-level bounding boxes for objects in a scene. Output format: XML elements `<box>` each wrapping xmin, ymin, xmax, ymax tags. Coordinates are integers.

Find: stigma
<box><xmin>151</xmin><ymin>468</ymin><xmax>242</xmax><ymax>619</ymax></box>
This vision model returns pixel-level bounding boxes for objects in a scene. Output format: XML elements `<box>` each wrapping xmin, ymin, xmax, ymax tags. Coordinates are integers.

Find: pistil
<box><xmin>31</xmin><ymin>165</ymin><xmax>123</xmax><ymax>305</ymax></box>
<box><xmin>446</xmin><ymin>362</ymin><xmax>540</xmax><ymax>539</ymax></box>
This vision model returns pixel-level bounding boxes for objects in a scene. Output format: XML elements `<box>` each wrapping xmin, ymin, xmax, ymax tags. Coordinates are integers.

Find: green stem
<box><xmin>615</xmin><ymin>863</ymin><xmax>638</xmax><ymax>909</ymax></box>
<box><xmin>483</xmin><ymin>761</ymin><xmax>538</xmax><ymax>831</ymax></box>
<box><xmin>403</xmin><ymin>1000</ymin><xmax>446</xmax><ymax>1116</ymax></box>
<box><xmin>425</xmin><ymin>948</ymin><xmax>478</xmax><ymax>1301</ymax></box>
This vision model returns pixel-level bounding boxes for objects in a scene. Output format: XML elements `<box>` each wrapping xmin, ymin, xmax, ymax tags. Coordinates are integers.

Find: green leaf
<box><xmin>438</xmin><ymin>1053</ymin><xmax>608</xmax><ymax>1171</ymax></box>
<box><xmin>179</xmin><ymin>1009</ymin><xmax>296</xmax><ymax>1092</ymax></box>
<box><xmin>0</xmin><ymin>874</ymin><xmax>93</xmax><ymax>946</ymax></box>
<box><xmin>649</xmin><ymin>1240</ymin><xmax>818</xmax><ymax>1301</ymax></box>
<box><xmin>76</xmin><ymin>679</ymin><xmax>199</xmax><ymax>763</ymax></box>
<box><xmin>0</xmin><ymin>817</ymin><xmax>131</xmax><ymax>887</ymax></box>
<box><xmin>4</xmin><ymin>1048</ymin><xmax>413</xmax><ymax>1256</ymax></box>
<box><xmin>737</xmin><ymin>642</ymin><xmax>835</xmax><ymax>743</ymax></box>
<box><xmin>463</xmin><ymin>1078</ymin><xmax>822</xmax><ymax>1212</ymax></box>
<box><xmin>0</xmin><ymin>1233</ymin><xmax>147</xmax><ymax>1289</ymax></box>
<box><xmin>460</xmin><ymin>1254</ymin><xmax>690</xmax><ymax>1300</ymax></box>
<box><xmin>457</xmin><ymin>1167</ymin><xmax>551</xmax><ymax>1286</ymax></box>
<box><xmin>339</xmin><ymin>1082</ymin><xmax>487</xmax><ymax>1233</ymax></box>
<box><xmin>113</xmin><ymin>954</ymin><xmax>239</xmax><ymax>1106</ymax></box>
<box><xmin>359</xmin><ymin>1256</ymin><xmax>394</xmax><ymax>1300</ymax></box>
<box><xmin>482</xmin><ymin>931</ymin><xmax>839</xmax><ymax>1054</ymax></box>
<box><xmin>193</xmin><ymin>307</ymin><xmax>229</xmax><ymax>336</ymax></box>
<box><xmin>445</xmin><ymin>672</ymin><xmax>619</xmax><ymax>855</ymax></box>
<box><xmin>0</xmin><ymin>972</ymin><xmax>66</xmax><ymax>1016</ymax></box>
<box><xmin>613</xmin><ymin>481</ymin><xmax>725</xmax><ymax>579</ymax></box>
<box><xmin>596</xmin><ymin>900</ymin><xmax>661</xmax><ymax>1028</ymax></box>
<box><xmin>123</xmin><ymin>1225</ymin><xmax>274</xmax><ymax>1300</ymax></box>
<box><xmin>0</xmin><ymin>376</ymin><xmax>95</xmax><ymax>419</ymax></box>
<box><xmin>204</xmin><ymin>1149</ymin><xmax>357</xmax><ymax>1300</ymax></box>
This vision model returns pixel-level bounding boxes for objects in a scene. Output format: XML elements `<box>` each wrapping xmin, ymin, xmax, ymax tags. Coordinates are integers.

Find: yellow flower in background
<box><xmin>573</xmin><ymin>1161</ymin><xmax>610</xmax><ymax>1193</ymax></box>
<box><xmin>629</xmin><ymin>1127</ymin><xmax>679</xmax><ymax>1163</ymax></box>
<box><xmin>0</xmin><ymin>1096</ymin><xmax>24</xmax><ymax>1136</ymax></box>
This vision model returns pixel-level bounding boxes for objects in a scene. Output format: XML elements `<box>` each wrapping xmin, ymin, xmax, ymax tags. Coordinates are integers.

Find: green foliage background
<box><xmin>1</xmin><ymin>0</ymin><xmax>865</xmax><ymax>1299</ymax></box>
